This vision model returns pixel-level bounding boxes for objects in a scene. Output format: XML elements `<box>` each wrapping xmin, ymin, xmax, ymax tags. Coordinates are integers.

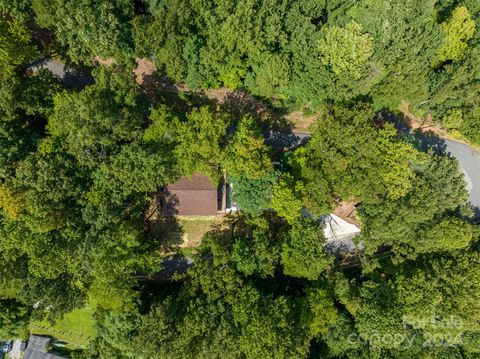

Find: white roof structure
<box><xmin>323</xmin><ymin>214</ymin><xmax>361</xmax><ymax>240</ymax></box>
<box><xmin>322</xmin><ymin>214</ymin><xmax>361</xmax><ymax>253</ymax></box>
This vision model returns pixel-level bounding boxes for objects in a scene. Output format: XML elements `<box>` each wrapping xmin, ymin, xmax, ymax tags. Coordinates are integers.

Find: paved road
<box><xmin>264</xmin><ymin>130</ymin><xmax>311</xmax><ymax>149</ymax></box>
<box><xmin>27</xmin><ymin>58</ymin><xmax>94</xmax><ymax>88</ymax></box>
<box><xmin>278</xmin><ymin>130</ymin><xmax>480</xmax><ymax>213</ymax></box>
<box><xmin>444</xmin><ymin>139</ymin><xmax>480</xmax><ymax>209</ymax></box>
<box><xmin>26</xmin><ymin>59</ymin><xmax>480</xmax><ymax>212</ymax></box>
<box><xmin>8</xmin><ymin>340</ymin><xmax>21</xmax><ymax>359</ymax></box>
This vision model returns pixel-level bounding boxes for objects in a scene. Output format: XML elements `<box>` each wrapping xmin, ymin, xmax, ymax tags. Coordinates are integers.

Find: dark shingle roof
<box><xmin>165</xmin><ymin>173</ymin><xmax>219</xmax><ymax>216</ymax></box>
<box><xmin>168</xmin><ymin>173</ymin><xmax>217</xmax><ymax>191</ymax></box>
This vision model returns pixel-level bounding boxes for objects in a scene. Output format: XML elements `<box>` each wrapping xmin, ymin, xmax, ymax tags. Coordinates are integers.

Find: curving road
<box><xmin>444</xmin><ymin>139</ymin><xmax>480</xmax><ymax>209</ymax></box>
<box><xmin>26</xmin><ymin>59</ymin><xmax>480</xmax><ymax>214</ymax></box>
<box><xmin>268</xmin><ymin>130</ymin><xmax>480</xmax><ymax>215</ymax></box>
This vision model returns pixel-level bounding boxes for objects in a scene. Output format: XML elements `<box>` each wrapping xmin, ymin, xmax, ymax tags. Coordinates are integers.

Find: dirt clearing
<box><xmin>176</xmin><ymin>216</ymin><xmax>224</xmax><ymax>247</ymax></box>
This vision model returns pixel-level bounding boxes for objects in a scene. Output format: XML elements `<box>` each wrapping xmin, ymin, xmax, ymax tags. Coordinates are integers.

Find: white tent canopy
<box><xmin>322</xmin><ymin>214</ymin><xmax>361</xmax><ymax>240</ymax></box>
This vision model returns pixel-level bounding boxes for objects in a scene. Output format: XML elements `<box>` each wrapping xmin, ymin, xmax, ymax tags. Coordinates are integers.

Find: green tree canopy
<box><xmin>47</xmin><ymin>85</ymin><xmax>144</xmax><ymax>167</ymax></box>
<box><xmin>359</xmin><ymin>152</ymin><xmax>471</xmax><ymax>259</ymax></box>
<box><xmin>439</xmin><ymin>6</ymin><xmax>476</xmax><ymax>63</ymax></box>
<box><xmin>224</xmin><ymin>114</ymin><xmax>272</xmax><ymax>179</ymax></box>
<box><xmin>0</xmin><ymin>298</ymin><xmax>30</xmax><ymax>339</ymax></box>
<box><xmin>280</xmin><ymin>217</ymin><xmax>333</xmax><ymax>280</ymax></box>
<box><xmin>54</xmin><ymin>0</ymin><xmax>134</xmax><ymax>63</ymax></box>
<box><xmin>293</xmin><ymin>103</ymin><xmax>419</xmax><ymax>216</ymax></box>
<box><xmin>319</xmin><ymin>21</ymin><xmax>374</xmax><ymax>80</ymax></box>
<box><xmin>173</xmin><ymin>107</ymin><xmax>228</xmax><ymax>179</ymax></box>
<box><xmin>0</xmin><ymin>16</ymin><xmax>38</xmax><ymax>79</ymax></box>
<box><xmin>229</xmin><ymin>171</ymin><xmax>278</xmax><ymax>216</ymax></box>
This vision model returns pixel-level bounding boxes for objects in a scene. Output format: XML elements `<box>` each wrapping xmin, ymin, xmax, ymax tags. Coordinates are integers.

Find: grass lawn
<box><xmin>30</xmin><ymin>306</ymin><xmax>96</xmax><ymax>349</ymax></box>
<box><xmin>178</xmin><ymin>216</ymin><xmax>224</xmax><ymax>247</ymax></box>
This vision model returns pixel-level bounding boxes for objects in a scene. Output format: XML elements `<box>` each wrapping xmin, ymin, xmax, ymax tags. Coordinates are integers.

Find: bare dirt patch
<box><xmin>134</xmin><ymin>57</ymin><xmax>156</xmax><ymax>85</ymax></box>
<box><xmin>132</xmin><ymin>72</ymin><xmax>315</xmax><ymax>131</ymax></box>
<box><xmin>400</xmin><ymin>101</ymin><xmax>459</xmax><ymax>139</ymax></box>
<box><xmin>94</xmin><ymin>56</ymin><xmax>116</xmax><ymax>66</ymax></box>
<box><xmin>133</xmin><ymin>59</ymin><xmax>189</xmax><ymax>98</ymax></box>
<box><xmin>333</xmin><ymin>200</ymin><xmax>362</xmax><ymax>227</ymax></box>
<box><xmin>204</xmin><ymin>87</ymin><xmax>233</xmax><ymax>103</ymax></box>
<box><xmin>205</xmin><ymin>88</ymin><xmax>275</xmax><ymax>121</ymax></box>
<box><xmin>285</xmin><ymin>110</ymin><xmax>318</xmax><ymax>132</ymax></box>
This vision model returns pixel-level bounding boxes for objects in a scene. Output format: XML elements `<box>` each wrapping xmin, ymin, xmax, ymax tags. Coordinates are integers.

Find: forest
<box><xmin>0</xmin><ymin>0</ymin><xmax>479</xmax><ymax>358</ymax></box>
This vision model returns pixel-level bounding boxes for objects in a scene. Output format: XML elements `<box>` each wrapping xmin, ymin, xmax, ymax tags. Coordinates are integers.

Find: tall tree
<box><xmin>280</xmin><ymin>217</ymin><xmax>333</xmax><ymax>280</ymax></box>
<box><xmin>359</xmin><ymin>152</ymin><xmax>472</xmax><ymax>260</ymax></box>
<box><xmin>0</xmin><ymin>16</ymin><xmax>38</xmax><ymax>79</ymax></box>
<box><xmin>224</xmin><ymin>114</ymin><xmax>272</xmax><ymax>179</ymax></box>
<box><xmin>54</xmin><ymin>0</ymin><xmax>134</xmax><ymax>63</ymax></box>
<box><xmin>438</xmin><ymin>6</ymin><xmax>476</xmax><ymax>63</ymax></box>
<box><xmin>292</xmin><ymin>103</ymin><xmax>418</xmax><ymax>216</ymax></box>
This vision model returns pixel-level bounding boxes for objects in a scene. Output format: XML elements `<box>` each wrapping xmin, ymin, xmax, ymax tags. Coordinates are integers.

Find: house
<box><xmin>158</xmin><ymin>173</ymin><xmax>229</xmax><ymax>216</ymax></box>
<box><xmin>23</xmin><ymin>335</ymin><xmax>65</xmax><ymax>359</ymax></box>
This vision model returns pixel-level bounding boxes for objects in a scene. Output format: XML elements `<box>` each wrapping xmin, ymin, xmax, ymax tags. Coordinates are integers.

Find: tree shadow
<box><xmin>380</xmin><ymin>110</ymin><xmax>448</xmax><ymax>154</ymax></box>
<box><xmin>218</xmin><ymin>89</ymin><xmax>292</xmax><ymax>131</ymax></box>
<box><xmin>263</xmin><ymin>130</ymin><xmax>311</xmax><ymax>149</ymax></box>
<box><xmin>411</xmin><ymin>129</ymin><xmax>448</xmax><ymax>154</ymax></box>
<box><xmin>382</xmin><ymin>109</ymin><xmax>480</xmax><ymax>219</ymax></box>
<box><xmin>436</xmin><ymin>1</ymin><xmax>462</xmax><ymax>23</ymax></box>
<box><xmin>144</xmin><ymin>191</ymin><xmax>184</xmax><ymax>251</ymax></box>
<box><xmin>62</xmin><ymin>66</ymin><xmax>94</xmax><ymax>88</ymax></box>
<box><xmin>473</xmin><ymin>207</ymin><xmax>480</xmax><ymax>223</ymax></box>
<box><xmin>140</xmin><ymin>71</ymin><xmax>295</xmax><ymax>133</ymax></box>
<box><xmin>26</xmin><ymin>57</ymin><xmax>94</xmax><ymax>89</ymax></box>
<box><xmin>158</xmin><ymin>254</ymin><xmax>194</xmax><ymax>278</ymax></box>
<box><xmin>140</xmin><ymin>73</ymin><xmax>219</xmax><ymax>114</ymax></box>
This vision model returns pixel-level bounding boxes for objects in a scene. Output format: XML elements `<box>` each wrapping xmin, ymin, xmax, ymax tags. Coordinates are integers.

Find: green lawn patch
<box><xmin>30</xmin><ymin>306</ymin><xmax>96</xmax><ymax>349</ymax></box>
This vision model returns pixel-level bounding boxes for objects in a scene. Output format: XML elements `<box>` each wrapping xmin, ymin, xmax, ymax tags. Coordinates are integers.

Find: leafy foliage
<box><xmin>230</xmin><ymin>171</ymin><xmax>278</xmax><ymax>216</ymax></box>
<box><xmin>319</xmin><ymin>21</ymin><xmax>374</xmax><ymax>80</ymax></box>
<box><xmin>54</xmin><ymin>0</ymin><xmax>134</xmax><ymax>63</ymax></box>
<box><xmin>89</xmin><ymin>259</ymin><xmax>313</xmax><ymax>359</ymax></box>
<box><xmin>439</xmin><ymin>6</ymin><xmax>476</xmax><ymax>63</ymax></box>
<box><xmin>173</xmin><ymin>107</ymin><xmax>228</xmax><ymax>179</ymax></box>
<box><xmin>280</xmin><ymin>217</ymin><xmax>333</xmax><ymax>280</ymax></box>
<box><xmin>47</xmin><ymin>83</ymin><xmax>144</xmax><ymax>167</ymax></box>
<box><xmin>271</xmin><ymin>174</ymin><xmax>303</xmax><ymax>223</ymax></box>
<box><xmin>0</xmin><ymin>16</ymin><xmax>38</xmax><ymax>79</ymax></box>
<box><xmin>292</xmin><ymin>104</ymin><xmax>419</xmax><ymax>216</ymax></box>
<box><xmin>224</xmin><ymin>115</ymin><xmax>272</xmax><ymax>179</ymax></box>
<box><xmin>0</xmin><ymin>2</ymin><xmax>479</xmax><ymax>358</ymax></box>
<box><xmin>359</xmin><ymin>153</ymin><xmax>472</xmax><ymax>259</ymax></box>
<box><xmin>0</xmin><ymin>299</ymin><xmax>30</xmax><ymax>339</ymax></box>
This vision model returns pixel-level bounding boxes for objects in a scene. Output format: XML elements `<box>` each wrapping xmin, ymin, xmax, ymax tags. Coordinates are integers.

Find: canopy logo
<box><xmin>347</xmin><ymin>315</ymin><xmax>464</xmax><ymax>349</ymax></box>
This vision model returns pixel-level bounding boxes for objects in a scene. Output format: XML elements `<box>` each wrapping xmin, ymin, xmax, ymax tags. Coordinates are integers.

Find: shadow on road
<box><xmin>26</xmin><ymin>58</ymin><xmax>94</xmax><ymax>88</ymax></box>
<box><xmin>383</xmin><ymin>110</ymin><xmax>480</xmax><ymax>220</ymax></box>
